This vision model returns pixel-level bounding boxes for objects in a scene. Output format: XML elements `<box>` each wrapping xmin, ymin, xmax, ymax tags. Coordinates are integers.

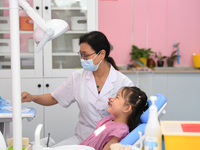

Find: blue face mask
<box><xmin>81</xmin><ymin>51</ymin><xmax>102</xmax><ymax>71</ymax></box>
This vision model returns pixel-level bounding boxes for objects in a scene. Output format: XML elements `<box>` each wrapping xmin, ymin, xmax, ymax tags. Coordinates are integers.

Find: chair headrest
<box><xmin>140</xmin><ymin>94</ymin><xmax>167</xmax><ymax>123</ymax></box>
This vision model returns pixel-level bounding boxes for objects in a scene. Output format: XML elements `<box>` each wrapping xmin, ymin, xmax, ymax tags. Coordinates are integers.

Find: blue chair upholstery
<box><xmin>120</xmin><ymin>94</ymin><xmax>167</xmax><ymax>145</ymax></box>
<box><xmin>140</xmin><ymin>94</ymin><xmax>167</xmax><ymax>123</ymax></box>
<box><xmin>120</xmin><ymin>124</ymin><xmax>146</xmax><ymax>145</ymax></box>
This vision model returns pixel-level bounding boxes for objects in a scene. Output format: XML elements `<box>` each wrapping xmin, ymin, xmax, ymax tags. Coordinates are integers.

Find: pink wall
<box><xmin>98</xmin><ymin>0</ymin><xmax>200</xmax><ymax>67</ymax></box>
<box><xmin>98</xmin><ymin>0</ymin><xmax>133</xmax><ymax>65</ymax></box>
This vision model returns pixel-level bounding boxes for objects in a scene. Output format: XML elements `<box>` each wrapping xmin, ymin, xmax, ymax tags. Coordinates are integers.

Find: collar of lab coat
<box><xmin>86</xmin><ymin>65</ymin><xmax>116</xmax><ymax>98</ymax></box>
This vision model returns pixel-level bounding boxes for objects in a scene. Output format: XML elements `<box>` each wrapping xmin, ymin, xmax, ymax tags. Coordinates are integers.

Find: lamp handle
<box><xmin>35</xmin><ymin>28</ymin><xmax>54</xmax><ymax>53</ymax></box>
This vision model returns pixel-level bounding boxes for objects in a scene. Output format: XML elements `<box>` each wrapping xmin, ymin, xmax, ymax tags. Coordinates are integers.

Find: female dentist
<box><xmin>21</xmin><ymin>31</ymin><xmax>133</xmax><ymax>146</ymax></box>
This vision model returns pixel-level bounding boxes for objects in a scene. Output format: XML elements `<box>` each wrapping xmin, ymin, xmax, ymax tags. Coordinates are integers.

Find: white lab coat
<box><xmin>51</xmin><ymin>65</ymin><xmax>133</xmax><ymax>141</ymax></box>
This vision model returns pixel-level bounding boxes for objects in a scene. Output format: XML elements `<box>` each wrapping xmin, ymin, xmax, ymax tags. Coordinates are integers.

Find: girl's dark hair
<box><xmin>121</xmin><ymin>86</ymin><xmax>148</xmax><ymax>132</ymax></box>
<box><xmin>79</xmin><ymin>31</ymin><xmax>119</xmax><ymax>70</ymax></box>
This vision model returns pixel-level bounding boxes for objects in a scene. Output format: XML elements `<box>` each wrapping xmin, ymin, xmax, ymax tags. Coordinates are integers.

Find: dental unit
<box><xmin>2</xmin><ymin>1</ymin><xmax>167</xmax><ymax>149</ymax></box>
<box><xmin>4</xmin><ymin>0</ymin><xmax>69</xmax><ymax>149</ymax></box>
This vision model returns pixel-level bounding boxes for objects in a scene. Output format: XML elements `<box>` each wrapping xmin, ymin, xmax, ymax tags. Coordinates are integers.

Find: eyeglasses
<box><xmin>78</xmin><ymin>51</ymin><xmax>96</xmax><ymax>60</ymax></box>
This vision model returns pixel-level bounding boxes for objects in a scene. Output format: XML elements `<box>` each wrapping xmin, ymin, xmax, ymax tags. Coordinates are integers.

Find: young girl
<box><xmin>79</xmin><ymin>86</ymin><xmax>148</xmax><ymax>150</ymax></box>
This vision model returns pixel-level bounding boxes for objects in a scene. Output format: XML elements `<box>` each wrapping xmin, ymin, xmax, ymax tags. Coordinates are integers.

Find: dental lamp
<box><xmin>19</xmin><ymin>0</ymin><xmax>69</xmax><ymax>52</ymax></box>
<box><xmin>7</xmin><ymin>0</ymin><xmax>69</xmax><ymax>150</ymax></box>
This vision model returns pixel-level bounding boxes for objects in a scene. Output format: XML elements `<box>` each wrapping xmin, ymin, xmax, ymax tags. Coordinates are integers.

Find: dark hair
<box><xmin>79</xmin><ymin>31</ymin><xmax>119</xmax><ymax>70</ymax></box>
<box><xmin>121</xmin><ymin>86</ymin><xmax>148</xmax><ymax>132</ymax></box>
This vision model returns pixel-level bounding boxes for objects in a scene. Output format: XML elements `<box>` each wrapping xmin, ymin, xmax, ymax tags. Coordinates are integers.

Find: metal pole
<box><xmin>9</xmin><ymin>0</ymin><xmax>22</xmax><ymax>149</ymax></box>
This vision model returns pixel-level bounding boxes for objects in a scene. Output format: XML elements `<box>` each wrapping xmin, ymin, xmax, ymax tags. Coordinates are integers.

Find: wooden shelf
<box><xmin>120</xmin><ymin>69</ymin><xmax>200</xmax><ymax>74</ymax></box>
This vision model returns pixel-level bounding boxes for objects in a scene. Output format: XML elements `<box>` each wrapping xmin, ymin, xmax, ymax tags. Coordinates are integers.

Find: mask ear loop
<box><xmin>92</xmin><ymin>50</ymin><xmax>102</xmax><ymax>67</ymax></box>
<box><xmin>92</xmin><ymin>50</ymin><xmax>102</xmax><ymax>60</ymax></box>
<box><xmin>97</xmin><ymin>60</ymin><xmax>102</xmax><ymax>66</ymax></box>
<box><xmin>96</xmin><ymin>50</ymin><xmax>103</xmax><ymax>66</ymax></box>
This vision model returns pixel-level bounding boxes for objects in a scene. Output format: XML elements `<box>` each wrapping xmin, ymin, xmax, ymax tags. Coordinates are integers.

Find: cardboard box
<box><xmin>19</xmin><ymin>16</ymin><xmax>34</xmax><ymax>31</ymax></box>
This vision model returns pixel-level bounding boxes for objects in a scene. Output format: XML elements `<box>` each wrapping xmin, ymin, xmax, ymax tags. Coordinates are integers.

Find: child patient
<box><xmin>79</xmin><ymin>86</ymin><xmax>148</xmax><ymax>150</ymax></box>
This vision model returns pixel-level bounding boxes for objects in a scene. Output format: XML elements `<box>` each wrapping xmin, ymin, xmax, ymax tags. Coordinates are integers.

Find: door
<box><xmin>0</xmin><ymin>0</ymin><xmax>43</xmax><ymax>78</ymax></box>
<box><xmin>43</xmin><ymin>78</ymin><xmax>79</xmax><ymax>143</ymax></box>
<box><xmin>43</xmin><ymin>0</ymin><xmax>98</xmax><ymax>77</ymax></box>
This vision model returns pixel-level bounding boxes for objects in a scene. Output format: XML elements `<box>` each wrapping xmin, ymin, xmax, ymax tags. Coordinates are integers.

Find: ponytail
<box><xmin>107</xmin><ymin>57</ymin><xmax>119</xmax><ymax>71</ymax></box>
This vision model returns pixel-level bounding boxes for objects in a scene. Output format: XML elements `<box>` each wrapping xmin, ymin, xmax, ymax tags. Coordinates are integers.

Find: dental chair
<box><xmin>120</xmin><ymin>94</ymin><xmax>167</xmax><ymax>147</ymax></box>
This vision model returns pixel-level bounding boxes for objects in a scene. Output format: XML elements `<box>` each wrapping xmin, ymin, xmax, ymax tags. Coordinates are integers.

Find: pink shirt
<box><xmin>79</xmin><ymin>115</ymin><xmax>129</xmax><ymax>150</ymax></box>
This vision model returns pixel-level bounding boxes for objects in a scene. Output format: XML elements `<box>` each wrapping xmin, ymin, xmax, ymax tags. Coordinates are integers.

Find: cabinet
<box><xmin>42</xmin><ymin>0</ymin><xmax>97</xmax><ymax>77</ymax></box>
<box><xmin>0</xmin><ymin>0</ymin><xmax>41</xmax><ymax>78</ymax></box>
<box><xmin>0</xmin><ymin>0</ymin><xmax>98</xmax><ymax>78</ymax></box>
<box><xmin>0</xmin><ymin>0</ymin><xmax>97</xmax><ymax>142</ymax></box>
<box><xmin>123</xmin><ymin>72</ymin><xmax>200</xmax><ymax>122</ymax></box>
<box><xmin>0</xmin><ymin>77</ymin><xmax>80</xmax><ymax>142</ymax></box>
<box><xmin>43</xmin><ymin>78</ymin><xmax>79</xmax><ymax>143</ymax></box>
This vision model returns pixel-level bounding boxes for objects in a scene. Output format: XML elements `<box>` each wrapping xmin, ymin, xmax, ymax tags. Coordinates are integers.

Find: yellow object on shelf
<box><xmin>161</xmin><ymin>121</ymin><xmax>200</xmax><ymax>150</ymax></box>
<box><xmin>136</xmin><ymin>57</ymin><xmax>147</xmax><ymax>67</ymax></box>
<box><xmin>193</xmin><ymin>54</ymin><xmax>200</xmax><ymax>68</ymax></box>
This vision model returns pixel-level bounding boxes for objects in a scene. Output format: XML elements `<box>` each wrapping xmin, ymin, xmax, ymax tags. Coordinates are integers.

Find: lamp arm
<box><xmin>18</xmin><ymin>0</ymin><xmax>48</xmax><ymax>32</ymax></box>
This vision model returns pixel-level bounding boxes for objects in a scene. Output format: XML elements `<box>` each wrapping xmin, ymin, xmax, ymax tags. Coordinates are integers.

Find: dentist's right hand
<box><xmin>21</xmin><ymin>92</ymin><xmax>34</xmax><ymax>103</ymax></box>
<box><xmin>21</xmin><ymin>92</ymin><xmax>58</xmax><ymax>106</ymax></box>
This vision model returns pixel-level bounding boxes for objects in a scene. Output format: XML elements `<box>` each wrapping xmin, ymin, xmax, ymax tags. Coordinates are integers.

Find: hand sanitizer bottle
<box><xmin>144</xmin><ymin>96</ymin><xmax>161</xmax><ymax>150</ymax></box>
